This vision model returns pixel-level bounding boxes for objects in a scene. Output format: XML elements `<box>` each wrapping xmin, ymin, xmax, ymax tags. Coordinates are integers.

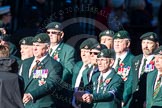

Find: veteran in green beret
<box><xmin>20</xmin><ymin>33</ymin><xmax>63</xmax><ymax>108</ymax></box>
<box><xmin>81</xmin><ymin>49</ymin><xmax>124</xmax><ymax>108</ymax></box>
<box><xmin>126</xmin><ymin>32</ymin><xmax>159</xmax><ymax>108</ymax></box>
<box><xmin>72</xmin><ymin>38</ymin><xmax>99</xmax><ymax>108</ymax></box>
<box><xmin>46</xmin><ymin>22</ymin><xmax>75</xmax><ymax>108</ymax></box>
<box><xmin>19</xmin><ymin>36</ymin><xmax>34</xmax><ymax>60</ymax></box>
<box><xmin>112</xmin><ymin>30</ymin><xmax>134</xmax><ymax>107</ymax></box>
<box><xmin>46</xmin><ymin>21</ymin><xmax>75</xmax><ymax>82</ymax></box>
<box><xmin>146</xmin><ymin>45</ymin><xmax>162</xmax><ymax>108</ymax></box>
<box><xmin>99</xmin><ymin>29</ymin><xmax>114</xmax><ymax>49</ymax></box>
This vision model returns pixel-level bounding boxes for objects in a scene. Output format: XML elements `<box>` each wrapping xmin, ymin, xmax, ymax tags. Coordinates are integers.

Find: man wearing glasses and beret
<box><xmin>46</xmin><ymin>22</ymin><xmax>75</xmax><ymax>108</ymax></box>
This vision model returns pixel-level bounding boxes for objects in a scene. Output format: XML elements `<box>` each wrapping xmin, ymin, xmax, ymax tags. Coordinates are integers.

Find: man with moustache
<box><xmin>146</xmin><ymin>46</ymin><xmax>162</xmax><ymax>108</ymax></box>
<box><xmin>127</xmin><ymin>32</ymin><xmax>159</xmax><ymax>108</ymax></box>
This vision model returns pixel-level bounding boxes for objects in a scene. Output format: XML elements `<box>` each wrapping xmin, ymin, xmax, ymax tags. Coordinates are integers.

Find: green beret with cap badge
<box><xmin>19</xmin><ymin>36</ymin><xmax>34</xmax><ymax>45</ymax></box>
<box><xmin>99</xmin><ymin>30</ymin><xmax>114</xmax><ymax>38</ymax></box>
<box><xmin>80</xmin><ymin>38</ymin><xmax>99</xmax><ymax>49</ymax></box>
<box><xmin>45</xmin><ymin>22</ymin><xmax>63</xmax><ymax>31</ymax></box>
<box><xmin>140</xmin><ymin>32</ymin><xmax>158</xmax><ymax>42</ymax></box>
<box><xmin>90</xmin><ymin>44</ymin><xmax>107</xmax><ymax>51</ymax></box>
<box><xmin>113</xmin><ymin>30</ymin><xmax>130</xmax><ymax>39</ymax></box>
<box><xmin>33</xmin><ymin>33</ymin><xmax>50</xmax><ymax>43</ymax></box>
<box><xmin>153</xmin><ymin>45</ymin><xmax>162</xmax><ymax>55</ymax></box>
<box><xmin>97</xmin><ymin>49</ymin><xmax>115</xmax><ymax>59</ymax></box>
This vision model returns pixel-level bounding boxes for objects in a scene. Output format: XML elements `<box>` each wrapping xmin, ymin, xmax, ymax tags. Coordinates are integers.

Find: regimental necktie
<box><xmin>140</xmin><ymin>58</ymin><xmax>147</xmax><ymax>76</ymax></box>
<box><xmin>115</xmin><ymin>58</ymin><xmax>121</xmax><ymax>72</ymax></box>
<box><xmin>99</xmin><ymin>75</ymin><xmax>103</xmax><ymax>92</ymax></box>
<box><xmin>153</xmin><ymin>75</ymin><xmax>162</xmax><ymax>98</ymax></box>
<box><xmin>29</xmin><ymin>60</ymin><xmax>40</xmax><ymax>77</ymax></box>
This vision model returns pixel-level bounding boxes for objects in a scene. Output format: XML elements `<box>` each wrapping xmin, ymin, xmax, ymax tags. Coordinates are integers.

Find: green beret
<box><xmin>153</xmin><ymin>46</ymin><xmax>162</xmax><ymax>55</ymax></box>
<box><xmin>113</xmin><ymin>30</ymin><xmax>130</xmax><ymax>39</ymax></box>
<box><xmin>140</xmin><ymin>32</ymin><xmax>158</xmax><ymax>42</ymax></box>
<box><xmin>99</xmin><ymin>30</ymin><xmax>114</xmax><ymax>38</ymax></box>
<box><xmin>33</xmin><ymin>33</ymin><xmax>50</xmax><ymax>43</ymax></box>
<box><xmin>97</xmin><ymin>49</ymin><xmax>115</xmax><ymax>58</ymax></box>
<box><xmin>90</xmin><ymin>44</ymin><xmax>107</xmax><ymax>51</ymax></box>
<box><xmin>80</xmin><ymin>38</ymin><xmax>99</xmax><ymax>49</ymax></box>
<box><xmin>19</xmin><ymin>36</ymin><xmax>34</xmax><ymax>45</ymax></box>
<box><xmin>45</xmin><ymin>22</ymin><xmax>63</xmax><ymax>31</ymax></box>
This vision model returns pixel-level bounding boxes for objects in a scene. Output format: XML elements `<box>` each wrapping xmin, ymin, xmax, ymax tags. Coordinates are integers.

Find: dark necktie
<box><xmin>115</xmin><ymin>58</ymin><xmax>121</xmax><ymax>72</ymax></box>
<box><xmin>99</xmin><ymin>75</ymin><xmax>103</xmax><ymax>91</ymax></box>
<box><xmin>140</xmin><ymin>58</ymin><xmax>147</xmax><ymax>76</ymax></box>
<box><xmin>153</xmin><ymin>75</ymin><xmax>162</xmax><ymax>98</ymax></box>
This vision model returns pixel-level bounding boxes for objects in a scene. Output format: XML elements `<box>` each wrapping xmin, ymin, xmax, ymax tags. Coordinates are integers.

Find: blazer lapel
<box><xmin>25</xmin><ymin>55</ymin><xmax>50</xmax><ymax>90</ymax></box>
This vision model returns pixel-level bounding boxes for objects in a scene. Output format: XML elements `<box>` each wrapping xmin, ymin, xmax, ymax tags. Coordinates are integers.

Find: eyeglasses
<box><xmin>90</xmin><ymin>52</ymin><xmax>99</xmax><ymax>55</ymax></box>
<box><xmin>46</xmin><ymin>31</ymin><xmax>60</xmax><ymax>35</ymax></box>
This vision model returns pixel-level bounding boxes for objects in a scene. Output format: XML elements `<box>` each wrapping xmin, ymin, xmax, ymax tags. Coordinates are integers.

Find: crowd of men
<box><xmin>0</xmin><ymin>21</ymin><xmax>162</xmax><ymax>108</ymax></box>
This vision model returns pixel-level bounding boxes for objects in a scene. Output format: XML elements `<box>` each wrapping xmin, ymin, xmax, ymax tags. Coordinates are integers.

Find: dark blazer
<box><xmin>146</xmin><ymin>69</ymin><xmax>162</xmax><ymax>108</ymax></box>
<box><xmin>21</xmin><ymin>54</ymin><xmax>62</xmax><ymax>108</ymax></box>
<box><xmin>91</xmin><ymin>69</ymin><xmax>124</xmax><ymax>108</ymax></box>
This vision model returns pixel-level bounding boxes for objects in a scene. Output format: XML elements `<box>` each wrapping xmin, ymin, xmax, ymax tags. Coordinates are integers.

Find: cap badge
<box><xmin>100</xmin><ymin>52</ymin><xmax>104</xmax><ymax>56</ymax></box>
<box><xmin>117</xmin><ymin>33</ymin><xmax>120</xmax><ymax>37</ymax></box>
<box><xmin>106</xmin><ymin>31</ymin><xmax>109</xmax><ymax>34</ymax></box>
<box><xmin>37</xmin><ymin>38</ymin><xmax>41</xmax><ymax>42</ymax></box>
<box><xmin>84</xmin><ymin>45</ymin><xmax>88</xmax><ymax>49</ymax></box>
<box><xmin>22</xmin><ymin>40</ymin><xmax>26</xmax><ymax>44</ymax></box>
<box><xmin>97</xmin><ymin>45</ymin><xmax>101</xmax><ymax>48</ymax></box>
<box><xmin>150</xmin><ymin>35</ymin><xmax>154</xmax><ymax>39</ymax></box>
<box><xmin>159</xmin><ymin>50</ymin><xmax>162</xmax><ymax>55</ymax></box>
<box><xmin>55</xmin><ymin>24</ymin><xmax>59</xmax><ymax>28</ymax></box>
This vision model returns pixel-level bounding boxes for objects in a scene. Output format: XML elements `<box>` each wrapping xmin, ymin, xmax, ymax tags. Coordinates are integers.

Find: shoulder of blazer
<box><xmin>58</xmin><ymin>42</ymin><xmax>75</xmax><ymax>51</ymax></box>
<box><xmin>132</xmin><ymin>54</ymin><xmax>143</xmax><ymax>63</ymax></box>
<box><xmin>92</xmin><ymin>72</ymin><xmax>100</xmax><ymax>82</ymax></box>
<box><xmin>22</xmin><ymin>57</ymin><xmax>34</xmax><ymax>64</ymax></box>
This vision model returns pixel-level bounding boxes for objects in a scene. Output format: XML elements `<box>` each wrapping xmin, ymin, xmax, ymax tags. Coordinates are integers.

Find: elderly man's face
<box><xmin>100</xmin><ymin>36</ymin><xmax>113</xmax><ymax>49</ymax></box>
<box><xmin>114</xmin><ymin>39</ymin><xmax>129</xmax><ymax>54</ymax></box>
<box><xmin>47</xmin><ymin>29</ymin><xmax>63</xmax><ymax>44</ymax></box>
<box><xmin>33</xmin><ymin>42</ymin><xmax>49</xmax><ymax>59</ymax></box>
<box><xmin>81</xmin><ymin>49</ymin><xmax>91</xmax><ymax>64</ymax></box>
<box><xmin>154</xmin><ymin>55</ymin><xmax>162</xmax><ymax>72</ymax></box>
<box><xmin>20</xmin><ymin>45</ymin><xmax>33</xmax><ymax>60</ymax></box>
<box><xmin>96</xmin><ymin>57</ymin><xmax>114</xmax><ymax>73</ymax></box>
<box><xmin>141</xmin><ymin>40</ymin><xmax>157</xmax><ymax>56</ymax></box>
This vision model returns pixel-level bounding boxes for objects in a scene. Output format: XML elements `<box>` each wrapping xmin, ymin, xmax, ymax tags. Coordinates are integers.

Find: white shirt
<box><xmin>88</xmin><ymin>66</ymin><xmax>98</xmax><ymax>82</ymax></box>
<box><xmin>49</xmin><ymin>44</ymin><xmax>60</xmax><ymax>56</ymax></box>
<box><xmin>28</xmin><ymin>55</ymin><xmax>47</xmax><ymax>77</ymax></box>
<box><xmin>138</xmin><ymin>55</ymin><xmax>154</xmax><ymax>78</ymax></box>
<box><xmin>74</xmin><ymin>64</ymin><xmax>88</xmax><ymax>91</ymax></box>
<box><xmin>113</xmin><ymin>52</ymin><xmax>128</xmax><ymax>69</ymax></box>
